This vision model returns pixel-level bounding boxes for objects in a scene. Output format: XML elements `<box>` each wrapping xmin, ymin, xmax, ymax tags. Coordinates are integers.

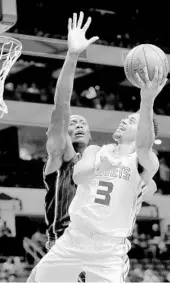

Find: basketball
<box><xmin>124</xmin><ymin>44</ymin><xmax>169</xmax><ymax>88</ymax></box>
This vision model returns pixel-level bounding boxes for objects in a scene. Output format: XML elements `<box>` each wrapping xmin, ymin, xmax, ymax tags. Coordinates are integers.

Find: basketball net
<box><xmin>0</xmin><ymin>36</ymin><xmax>22</xmax><ymax>118</ymax></box>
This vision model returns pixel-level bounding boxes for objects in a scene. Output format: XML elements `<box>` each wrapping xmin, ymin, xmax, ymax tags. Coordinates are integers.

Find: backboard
<box><xmin>0</xmin><ymin>0</ymin><xmax>17</xmax><ymax>33</ymax></box>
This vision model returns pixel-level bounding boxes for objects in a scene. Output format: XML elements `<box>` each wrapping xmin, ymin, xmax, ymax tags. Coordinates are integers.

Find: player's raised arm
<box><xmin>135</xmin><ymin>66</ymin><xmax>167</xmax><ymax>181</ymax></box>
<box><xmin>45</xmin><ymin>12</ymin><xmax>99</xmax><ymax>175</ymax></box>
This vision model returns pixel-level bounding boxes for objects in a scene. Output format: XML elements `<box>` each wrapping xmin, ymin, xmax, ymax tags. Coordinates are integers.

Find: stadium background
<box><xmin>0</xmin><ymin>1</ymin><xmax>170</xmax><ymax>282</ymax></box>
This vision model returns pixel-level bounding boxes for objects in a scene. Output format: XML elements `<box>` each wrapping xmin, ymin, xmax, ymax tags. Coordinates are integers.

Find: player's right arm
<box><xmin>45</xmin><ymin>12</ymin><xmax>99</xmax><ymax>175</ymax></box>
<box><xmin>44</xmin><ymin>52</ymin><xmax>76</xmax><ymax>175</ymax></box>
<box><xmin>135</xmin><ymin>67</ymin><xmax>167</xmax><ymax>184</ymax></box>
<box><xmin>142</xmin><ymin>179</ymin><xmax>157</xmax><ymax>201</ymax></box>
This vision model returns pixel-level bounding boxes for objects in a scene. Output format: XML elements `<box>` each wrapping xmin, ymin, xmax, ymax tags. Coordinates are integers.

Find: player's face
<box><xmin>113</xmin><ymin>113</ymin><xmax>140</xmax><ymax>142</ymax></box>
<box><xmin>68</xmin><ymin>115</ymin><xmax>91</xmax><ymax>146</ymax></box>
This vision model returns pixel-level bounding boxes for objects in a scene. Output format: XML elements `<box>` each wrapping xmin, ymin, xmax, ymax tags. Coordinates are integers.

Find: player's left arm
<box><xmin>73</xmin><ymin>145</ymin><xmax>101</xmax><ymax>184</ymax></box>
<box><xmin>135</xmin><ymin>66</ymin><xmax>167</xmax><ymax>183</ymax></box>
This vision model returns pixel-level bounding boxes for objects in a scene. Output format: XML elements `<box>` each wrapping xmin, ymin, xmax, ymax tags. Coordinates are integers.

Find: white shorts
<box><xmin>27</xmin><ymin>226</ymin><xmax>130</xmax><ymax>283</ymax></box>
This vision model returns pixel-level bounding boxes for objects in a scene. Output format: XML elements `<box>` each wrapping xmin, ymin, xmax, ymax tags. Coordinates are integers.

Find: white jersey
<box><xmin>69</xmin><ymin>145</ymin><xmax>147</xmax><ymax>238</ymax></box>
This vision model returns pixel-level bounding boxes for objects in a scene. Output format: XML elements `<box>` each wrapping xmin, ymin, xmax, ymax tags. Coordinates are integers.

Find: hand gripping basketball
<box><xmin>67</xmin><ymin>11</ymin><xmax>99</xmax><ymax>55</ymax></box>
<box><xmin>136</xmin><ymin>66</ymin><xmax>167</xmax><ymax>100</ymax></box>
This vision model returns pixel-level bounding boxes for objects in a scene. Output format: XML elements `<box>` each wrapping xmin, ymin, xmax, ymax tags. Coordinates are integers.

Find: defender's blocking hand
<box><xmin>67</xmin><ymin>11</ymin><xmax>99</xmax><ymax>55</ymax></box>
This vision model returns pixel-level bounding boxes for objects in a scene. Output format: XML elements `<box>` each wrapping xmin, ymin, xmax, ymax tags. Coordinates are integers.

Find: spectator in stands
<box><xmin>40</xmin><ymin>89</ymin><xmax>48</xmax><ymax>103</ymax></box>
<box><xmin>27</xmin><ymin>83</ymin><xmax>40</xmax><ymax>95</ymax></box>
<box><xmin>138</xmin><ymin>233</ymin><xmax>149</xmax><ymax>258</ymax></box>
<box><xmin>15</xmin><ymin>84</ymin><xmax>23</xmax><ymax>101</ymax></box>
<box><xmin>31</xmin><ymin>228</ymin><xmax>47</xmax><ymax>251</ymax></box>
<box><xmin>0</xmin><ymin>221</ymin><xmax>12</xmax><ymax>238</ymax></box>
<box><xmin>146</xmin><ymin>242</ymin><xmax>158</xmax><ymax>259</ymax></box>
<box><xmin>103</xmin><ymin>92</ymin><xmax>116</xmax><ymax>110</ymax></box>
<box><xmin>143</xmin><ymin>269</ymin><xmax>161</xmax><ymax>282</ymax></box>
<box><xmin>1</xmin><ymin>257</ymin><xmax>15</xmax><ymax>278</ymax></box>
<box><xmin>130</xmin><ymin>267</ymin><xmax>144</xmax><ymax>282</ymax></box>
<box><xmin>163</xmin><ymin>224</ymin><xmax>170</xmax><ymax>243</ymax></box>
<box><xmin>159</xmin><ymin>156</ymin><xmax>170</xmax><ymax>194</ymax></box>
<box><xmin>79</xmin><ymin>87</ymin><xmax>97</xmax><ymax>108</ymax></box>
<box><xmin>151</xmin><ymin>223</ymin><xmax>160</xmax><ymax>238</ymax></box>
<box><xmin>158</xmin><ymin>239</ymin><xmax>170</xmax><ymax>260</ymax></box>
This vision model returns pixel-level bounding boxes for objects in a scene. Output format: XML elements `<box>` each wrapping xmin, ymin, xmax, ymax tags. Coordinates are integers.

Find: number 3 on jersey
<box><xmin>94</xmin><ymin>181</ymin><xmax>114</xmax><ymax>206</ymax></box>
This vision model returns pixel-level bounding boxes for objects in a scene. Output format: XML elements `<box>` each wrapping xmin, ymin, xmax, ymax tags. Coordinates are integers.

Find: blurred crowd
<box><xmin>0</xmin><ymin>219</ymin><xmax>12</xmax><ymax>238</ymax></box>
<box><xmin>128</xmin><ymin>259</ymin><xmax>170</xmax><ymax>282</ymax></box>
<box><xmin>0</xmin><ymin>221</ymin><xmax>170</xmax><ymax>282</ymax></box>
<box><xmin>129</xmin><ymin>223</ymin><xmax>170</xmax><ymax>261</ymax></box>
<box><xmin>0</xmin><ymin>257</ymin><xmax>169</xmax><ymax>282</ymax></box>
<box><xmin>9</xmin><ymin>1</ymin><xmax>169</xmax><ymax>53</ymax></box>
<box><xmin>0</xmin><ymin>256</ymin><xmax>28</xmax><ymax>282</ymax></box>
<box><xmin>153</xmin><ymin>152</ymin><xmax>170</xmax><ymax>195</ymax></box>
<box><xmin>4</xmin><ymin>79</ymin><xmax>170</xmax><ymax>116</ymax></box>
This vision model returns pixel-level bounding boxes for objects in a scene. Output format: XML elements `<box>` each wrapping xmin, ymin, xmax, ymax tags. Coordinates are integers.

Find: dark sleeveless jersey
<box><xmin>43</xmin><ymin>153</ymin><xmax>80</xmax><ymax>240</ymax></box>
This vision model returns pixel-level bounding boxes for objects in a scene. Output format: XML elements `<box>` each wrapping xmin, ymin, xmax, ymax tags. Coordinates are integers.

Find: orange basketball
<box><xmin>124</xmin><ymin>44</ymin><xmax>169</xmax><ymax>88</ymax></box>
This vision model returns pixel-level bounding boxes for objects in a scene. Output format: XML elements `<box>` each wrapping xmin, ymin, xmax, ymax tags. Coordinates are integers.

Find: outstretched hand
<box><xmin>68</xmin><ymin>11</ymin><xmax>99</xmax><ymax>55</ymax></box>
<box><xmin>135</xmin><ymin>66</ymin><xmax>167</xmax><ymax>100</ymax></box>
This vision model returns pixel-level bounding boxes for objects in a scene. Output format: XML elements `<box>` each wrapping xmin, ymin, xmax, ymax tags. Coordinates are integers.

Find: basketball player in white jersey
<box><xmin>70</xmin><ymin>66</ymin><xmax>166</xmax><ymax>282</ymax></box>
<box><xmin>26</xmin><ymin>61</ymin><xmax>166</xmax><ymax>282</ymax></box>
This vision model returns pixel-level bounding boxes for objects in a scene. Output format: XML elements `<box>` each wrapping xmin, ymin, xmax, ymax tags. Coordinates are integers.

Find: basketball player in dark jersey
<box><xmin>43</xmin><ymin>12</ymin><xmax>98</xmax><ymax>249</ymax></box>
<box><xmin>39</xmin><ymin>13</ymin><xmax>98</xmax><ymax>283</ymax></box>
<box><xmin>44</xmin><ymin>115</ymin><xmax>90</xmax><ymax>247</ymax></box>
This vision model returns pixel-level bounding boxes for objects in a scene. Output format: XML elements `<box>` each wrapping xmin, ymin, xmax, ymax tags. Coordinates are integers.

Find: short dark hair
<box><xmin>136</xmin><ymin>111</ymin><xmax>159</xmax><ymax>138</ymax></box>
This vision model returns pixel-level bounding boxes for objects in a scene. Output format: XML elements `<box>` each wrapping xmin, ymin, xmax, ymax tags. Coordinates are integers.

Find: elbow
<box><xmin>143</xmin><ymin>187</ymin><xmax>157</xmax><ymax>200</ymax></box>
<box><xmin>146</xmin><ymin>180</ymin><xmax>157</xmax><ymax>196</ymax></box>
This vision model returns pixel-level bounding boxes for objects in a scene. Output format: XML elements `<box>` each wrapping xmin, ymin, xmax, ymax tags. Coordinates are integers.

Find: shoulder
<box><xmin>82</xmin><ymin>145</ymin><xmax>101</xmax><ymax>157</ymax></box>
